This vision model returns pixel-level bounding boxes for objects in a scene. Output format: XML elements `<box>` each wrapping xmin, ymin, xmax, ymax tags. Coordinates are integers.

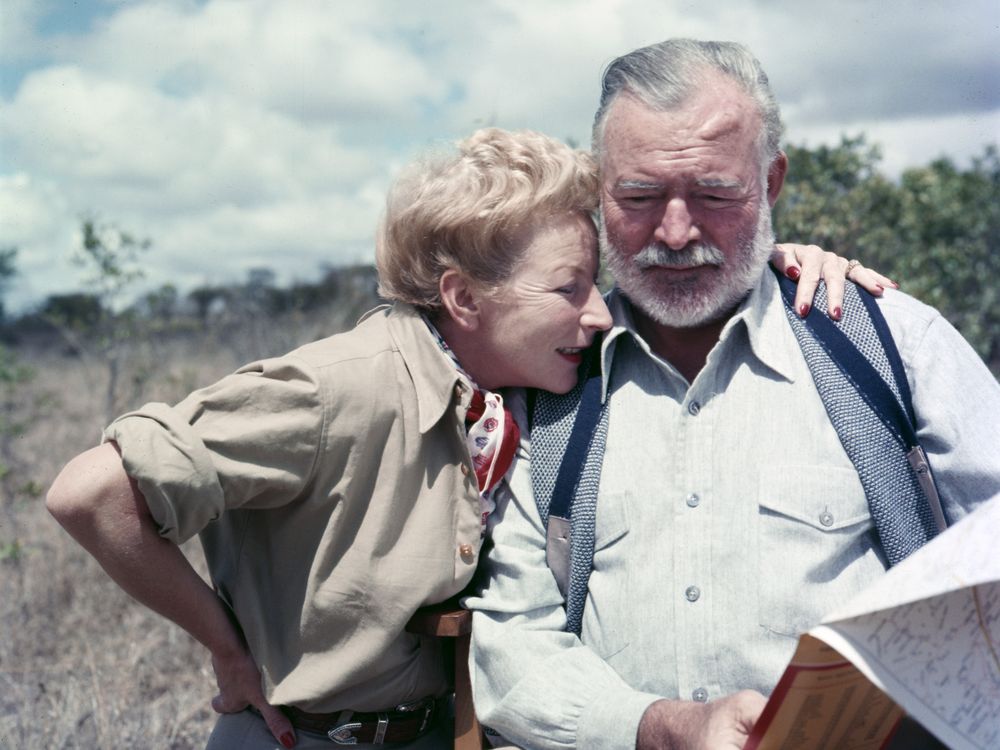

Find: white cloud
<box><xmin>0</xmin><ymin>172</ymin><xmax>79</xmax><ymax>310</ymax></box>
<box><xmin>790</xmin><ymin>109</ymin><xmax>1000</xmax><ymax>179</ymax></box>
<box><xmin>0</xmin><ymin>0</ymin><xmax>997</xmax><ymax>314</ymax></box>
<box><xmin>62</xmin><ymin>0</ymin><xmax>452</xmax><ymax>125</ymax></box>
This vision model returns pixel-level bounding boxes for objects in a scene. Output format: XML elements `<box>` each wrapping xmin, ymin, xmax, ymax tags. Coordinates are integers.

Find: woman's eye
<box><xmin>556</xmin><ymin>285</ymin><xmax>577</xmax><ymax>295</ymax></box>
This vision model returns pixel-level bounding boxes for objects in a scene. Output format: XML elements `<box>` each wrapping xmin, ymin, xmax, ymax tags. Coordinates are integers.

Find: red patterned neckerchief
<box><xmin>424</xmin><ymin>317</ymin><xmax>521</xmax><ymax>531</ymax></box>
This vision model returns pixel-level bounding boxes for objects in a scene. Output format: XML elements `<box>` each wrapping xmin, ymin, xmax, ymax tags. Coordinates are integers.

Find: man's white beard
<box><xmin>603</xmin><ymin>201</ymin><xmax>775</xmax><ymax>328</ymax></box>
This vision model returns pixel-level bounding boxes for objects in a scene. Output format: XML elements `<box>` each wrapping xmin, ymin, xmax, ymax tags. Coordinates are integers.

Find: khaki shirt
<box><xmin>105</xmin><ymin>303</ymin><xmax>484</xmax><ymax>712</ymax></box>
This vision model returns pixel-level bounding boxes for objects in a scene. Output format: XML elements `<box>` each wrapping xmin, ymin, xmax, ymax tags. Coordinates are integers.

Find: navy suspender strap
<box><xmin>549</xmin><ymin>358</ymin><xmax>604</xmax><ymax>519</ymax></box>
<box><xmin>858</xmin><ymin>286</ymin><xmax>917</xmax><ymax>426</ymax></box>
<box><xmin>775</xmin><ymin>274</ymin><xmax>946</xmax><ymax>533</ymax></box>
<box><xmin>544</xmin><ymin>351</ymin><xmax>604</xmax><ymax>597</ymax></box>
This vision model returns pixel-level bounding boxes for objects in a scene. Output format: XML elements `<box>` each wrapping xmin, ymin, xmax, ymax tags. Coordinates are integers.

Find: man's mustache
<box><xmin>633</xmin><ymin>242</ymin><xmax>726</xmax><ymax>269</ymax></box>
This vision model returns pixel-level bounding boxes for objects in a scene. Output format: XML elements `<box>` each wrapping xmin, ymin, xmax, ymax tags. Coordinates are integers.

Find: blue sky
<box><xmin>2</xmin><ymin>0</ymin><xmax>998</xmax><ymax>313</ymax></box>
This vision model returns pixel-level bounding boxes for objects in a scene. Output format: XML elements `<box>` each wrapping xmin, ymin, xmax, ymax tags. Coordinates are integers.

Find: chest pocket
<box><xmin>582</xmin><ymin>493</ymin><xmax>630</xmax><ymax>659</ymax></box>
<box><xmin>757</xmin><ymin>465</ymin><xmax>886</xmax><ymax>637</ymax></box>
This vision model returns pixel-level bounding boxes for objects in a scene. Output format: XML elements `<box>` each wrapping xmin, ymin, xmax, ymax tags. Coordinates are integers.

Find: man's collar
<box><xmin>599</xmin><ymin>269</ymin><xmax>799</xmax><ymax>399</ymax></box>
<box><xmin>734</xmin><ymin>268</ymin><xmax>802</xmax><ymax>383</ymax></box>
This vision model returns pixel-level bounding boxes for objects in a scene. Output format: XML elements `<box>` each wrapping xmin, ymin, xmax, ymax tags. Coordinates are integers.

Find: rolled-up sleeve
<box><xmin>466</xmin><ymin>396</ymin><xmax>660</xmax><ymax>750</ymax></box>
<box><xmin>104</xmin><ymin>354</ymin><xmax>325</xmax><ymax>544</ymax></box>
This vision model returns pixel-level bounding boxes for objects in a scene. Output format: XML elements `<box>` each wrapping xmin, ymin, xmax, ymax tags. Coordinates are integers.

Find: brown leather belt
<box><xmin>282</xmin><ymin>696</ymin><xmax>438</xmax><ymax>745</ymax></box>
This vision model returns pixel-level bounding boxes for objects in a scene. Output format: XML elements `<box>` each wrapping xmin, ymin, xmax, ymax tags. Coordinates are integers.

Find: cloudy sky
<box><xmin>1</xmin><ymin>0</ymin><xmax>998</xmax><ymax>313</ymax></box>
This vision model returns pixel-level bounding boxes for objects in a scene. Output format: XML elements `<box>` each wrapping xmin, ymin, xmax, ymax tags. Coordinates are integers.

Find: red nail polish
<box><xmin>799</xmin><ymin>303</ymin><xmax>810</xmax><ymax>317</ymax></box>
<box><xmin>281</xmin><ymin>732</ymin><xmax>295</xmax><ymax>749</ymax></box>
<box><xmin>786</xmin><ymin>266</ymin><xmax>801</xmax><ymax>281</ymax></box>
<box><xmin>832</xmin><ymin>306</ymin><xmax>842</xmax><ymax>320</ymax></box>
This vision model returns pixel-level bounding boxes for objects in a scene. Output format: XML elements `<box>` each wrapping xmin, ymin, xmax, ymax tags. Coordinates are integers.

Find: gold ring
<box><xmin>845</xmin><ymin>259</ymin><xmax>862</xmax><ymax>279</ymax></box>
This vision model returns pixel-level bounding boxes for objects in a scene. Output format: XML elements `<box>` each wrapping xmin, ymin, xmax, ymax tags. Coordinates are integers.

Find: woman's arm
<box><xmin>771</xmin><ymin>244</ymin><xmax>897</xmax><ymax>319</ymax></box>
<box><xmin>46</xmin><ymin>442</ymin><xmax>297</xmax><ymax>749</ymax></box>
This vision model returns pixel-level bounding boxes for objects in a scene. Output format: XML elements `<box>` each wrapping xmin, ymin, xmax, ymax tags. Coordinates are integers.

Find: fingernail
<box><xmin>280</xmin><ymin>732</ymin><xmax>295</xmax><ymax>749</ymax></box>
<box><xmin>890</xmin><ymin>281</ymin><xmax>899</xmax><ymax>289</ymax></box>
<box><xmin>832</xmin><ymin>306</ymin><xmax>842</xmax><ymax>321</ymax></box>
<box><xmin>875</xmin><ymin>284</ymin><xmax>884</xmax><ymax>294</ymax></box>
<box><xmin>799</xmin><ymin>303</ymin><xmax>810</xmax><ymax>318</ymax></box>
<box><xmin>785</xmin><ymin>266</ymin><xmax>801</xmax><ymax>281</ymax></box>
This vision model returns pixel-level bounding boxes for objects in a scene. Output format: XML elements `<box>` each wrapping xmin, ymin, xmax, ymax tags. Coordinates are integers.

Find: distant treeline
<box><xmin>3</xmin><ymin>136</ymin><xmax>998</xmax><ymax>373</ymax></box>
<box><xmin>2</xmin><ymin>264</ymin><xmax>383</xmax><ymax>351</ymax></box>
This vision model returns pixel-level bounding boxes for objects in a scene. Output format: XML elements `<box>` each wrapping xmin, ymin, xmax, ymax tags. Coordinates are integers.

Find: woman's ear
<box><xmin>439</xmin><ymin>269</ymin><xmax>481</xmax><ymax>331</ymax></box>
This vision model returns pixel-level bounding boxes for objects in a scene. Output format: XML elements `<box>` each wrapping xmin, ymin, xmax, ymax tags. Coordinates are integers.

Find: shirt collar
<box><xmin>383</xmin><ymin>302</ymin><xmax>469</xmax><ymax>434</ymax></box>
<box><xmin>599</xmin><ymin>268</ymin><xmax>800</xmax><ymax>399</ymax></box>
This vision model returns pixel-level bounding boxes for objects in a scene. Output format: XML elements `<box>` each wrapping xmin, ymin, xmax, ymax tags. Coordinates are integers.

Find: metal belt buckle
<box><xmin>328</xmin><ymin>721</ymin><xmax>361</xmax><ymax>745</ymax></box>
<box><xmin>396</xmin><ymin>697</ymin><xmax>434</xmax><ymax>734</ymax></box>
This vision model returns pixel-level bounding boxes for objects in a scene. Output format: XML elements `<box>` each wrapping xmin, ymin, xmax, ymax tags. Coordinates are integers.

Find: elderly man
<box><xmin>468</xmin><ymin>39</ymin><xmax>1000</xmax><ymax>750</ymax></box>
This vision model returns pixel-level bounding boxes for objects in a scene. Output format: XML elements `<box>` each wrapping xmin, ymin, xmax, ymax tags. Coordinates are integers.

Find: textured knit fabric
<box><xmin>530</xmin><ymin>352</ymin><xmax>610</xmax><ymax>636</ymax></box>
<box><xmin>107</xmin><ymin>303</ymin><xmax>484</xmax><ymax>713</ymax></box>
<box><xmin>778</xmin><ymin>276</ymin><xmax>940</xmax><ymax>563</ymax></box>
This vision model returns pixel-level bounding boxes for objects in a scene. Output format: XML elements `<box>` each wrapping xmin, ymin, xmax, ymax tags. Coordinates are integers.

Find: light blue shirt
<box><xmin>467</xmin><ymin>270</ymin><xmax>1000</xmax><ymax>749</ymax></box>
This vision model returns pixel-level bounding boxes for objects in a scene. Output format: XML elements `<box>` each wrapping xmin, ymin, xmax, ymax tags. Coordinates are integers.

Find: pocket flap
<box><xmin>758</xmin><ymin>464</ymin><xmax>870</xmax><ymax>531</ymax></box>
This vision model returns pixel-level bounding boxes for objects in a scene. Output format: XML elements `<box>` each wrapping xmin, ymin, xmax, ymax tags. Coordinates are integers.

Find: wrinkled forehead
<box><xmin>600</xmin><ymin>78</ymin><xmax>765</xmax><ymax>168</ymax></box>
<box><xmin>600</xmin><ymin>96</ymin><xmax>762</xmax><ymax>186</ymax></box>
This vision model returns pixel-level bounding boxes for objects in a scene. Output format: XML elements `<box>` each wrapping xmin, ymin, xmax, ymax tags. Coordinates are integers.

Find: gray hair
<box><xmin>592</xmin><ymin>39</ymin><xmax>784</xmax><ymax>169</ymax></box>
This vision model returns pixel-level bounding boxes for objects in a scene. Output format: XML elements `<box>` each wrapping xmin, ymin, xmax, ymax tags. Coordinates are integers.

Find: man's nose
<box><xmin>654</xmin><ymin>198</ymin><xmax>699</xmax><ymax>250</ymax></box>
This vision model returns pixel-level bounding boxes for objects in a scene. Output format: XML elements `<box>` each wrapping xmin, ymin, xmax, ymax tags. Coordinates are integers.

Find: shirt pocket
<box><xmin>583</xmin><ymin>494</ymin><xmax>630</xmax><ymax>659</ymax></box>
<box><xmin>757</xmin><ymin>465</ymin><xmax>884</xmax><ymax>637</ymax></box>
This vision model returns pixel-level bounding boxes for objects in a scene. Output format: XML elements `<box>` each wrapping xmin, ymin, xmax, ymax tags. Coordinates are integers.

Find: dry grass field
<box><xmin>0</xmin><ymin>300</ymin><xmax>374</xmax><ymax>749</ymax></box>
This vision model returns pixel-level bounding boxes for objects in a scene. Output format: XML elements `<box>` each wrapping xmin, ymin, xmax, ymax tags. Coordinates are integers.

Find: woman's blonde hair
<box><xmin>376</xmin><ymin>127</ymin><xmax>598</xmax><ymax>311</ymax></box>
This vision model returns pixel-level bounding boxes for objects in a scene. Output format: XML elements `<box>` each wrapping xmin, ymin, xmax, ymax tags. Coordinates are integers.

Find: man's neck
<box><xmin>633</xmin><ymin>310</ymin><xmax>730</xmax><ymax>384</ymax></box>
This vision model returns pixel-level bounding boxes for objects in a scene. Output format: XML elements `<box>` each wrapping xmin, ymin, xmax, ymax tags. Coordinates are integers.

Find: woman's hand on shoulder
<box><xmin>771</xmin><ymin>244</ymin><xmax>898</xmax><ymax>319</ymax></box>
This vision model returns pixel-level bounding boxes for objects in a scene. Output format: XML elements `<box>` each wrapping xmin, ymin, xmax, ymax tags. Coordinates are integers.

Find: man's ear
<box><xmin>766</xmin><ymin>150</ymin><xmax>788</xmax><ymax>207</ymax></box>
<box><xmin>439</xmin><ymin>268</ymin><xmax>481</xmax><ymax>331</ymax></box>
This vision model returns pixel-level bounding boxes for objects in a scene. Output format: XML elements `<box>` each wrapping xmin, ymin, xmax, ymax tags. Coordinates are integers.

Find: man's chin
<box><xmin>627</xmin><ymin>286</ymin><xmax>747</xmax><ymax>329</ymax></box>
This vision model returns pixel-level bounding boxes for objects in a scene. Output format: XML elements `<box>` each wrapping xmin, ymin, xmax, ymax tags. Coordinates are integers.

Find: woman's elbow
<box><xmin>46</xmin><ymin>443</ymin><xmax>127</xmax><ymax>528</ymax></box>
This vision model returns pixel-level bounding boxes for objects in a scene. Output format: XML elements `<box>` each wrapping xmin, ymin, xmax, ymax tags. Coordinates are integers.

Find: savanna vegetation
<box><xmin>0</xmin><ymin>138</ymin><xmax>997</xmax><ymax>748</ymax></box>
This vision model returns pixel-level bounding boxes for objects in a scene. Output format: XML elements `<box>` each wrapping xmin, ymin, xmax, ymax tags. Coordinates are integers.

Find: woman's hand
<box><xmin>771</xmin><ymin>244</ymin><xmax>898</xmax><ymax>319</ymax></box>
<box><xmin>211</xmin><ymin>645</ymin><xmax>296</xmax><ymax>749</ymax></box>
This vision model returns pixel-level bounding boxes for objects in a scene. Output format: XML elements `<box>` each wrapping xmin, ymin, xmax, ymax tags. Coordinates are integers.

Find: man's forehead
<box><xmin>605</xmin><ymin>93</ymin><xmax>757</xmax><ymax>144</ymax></box>
<box><xmin>600</xmin><ymin>89</ymin><xmax>762</xmax><ymax>181</ymax></box>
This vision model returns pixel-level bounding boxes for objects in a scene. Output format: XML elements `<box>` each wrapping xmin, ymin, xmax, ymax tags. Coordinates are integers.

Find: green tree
<box><xmin>49</xmin><ymin>217</ymin><xmax>153</xmax><ymax>421</ymax></box>
<box><xmin>774</xmin><ymin>137</ymin><xmax>1000</xmax><ymax>374</ymax></box>
<box><xmin>0</xmin><ymin>247</ymin><xmax>16</xmax><ymax>322</ymax></box>
<box><xmin>0</xmin><ymin>250</ymin><xmax>40</xmax><ymax>550</ymax></box>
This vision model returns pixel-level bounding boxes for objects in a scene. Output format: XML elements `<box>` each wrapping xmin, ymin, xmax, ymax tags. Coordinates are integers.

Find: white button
<box><xmin>686</xmin><ymin>493</ymin><xmax>700</xmax><ymax>508</ymax></box>
<box><xmin>685</xmin><ymin>585</ymin><xmax>701</xmax><ymax>602</ymax></box>
<box><xmin>688</xmin><ymin>401</ymin><xmax>701</xmax><ymax>416</ymax></box>
<box><xmin>692</xmin><ymin>687</ymin><xmax>708</xmax><ymax>702</ymax></box>
<box><xmin>819</xmin><ymin>510</ymin><xmax>834</xmax><ymax>527</ymax></box>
